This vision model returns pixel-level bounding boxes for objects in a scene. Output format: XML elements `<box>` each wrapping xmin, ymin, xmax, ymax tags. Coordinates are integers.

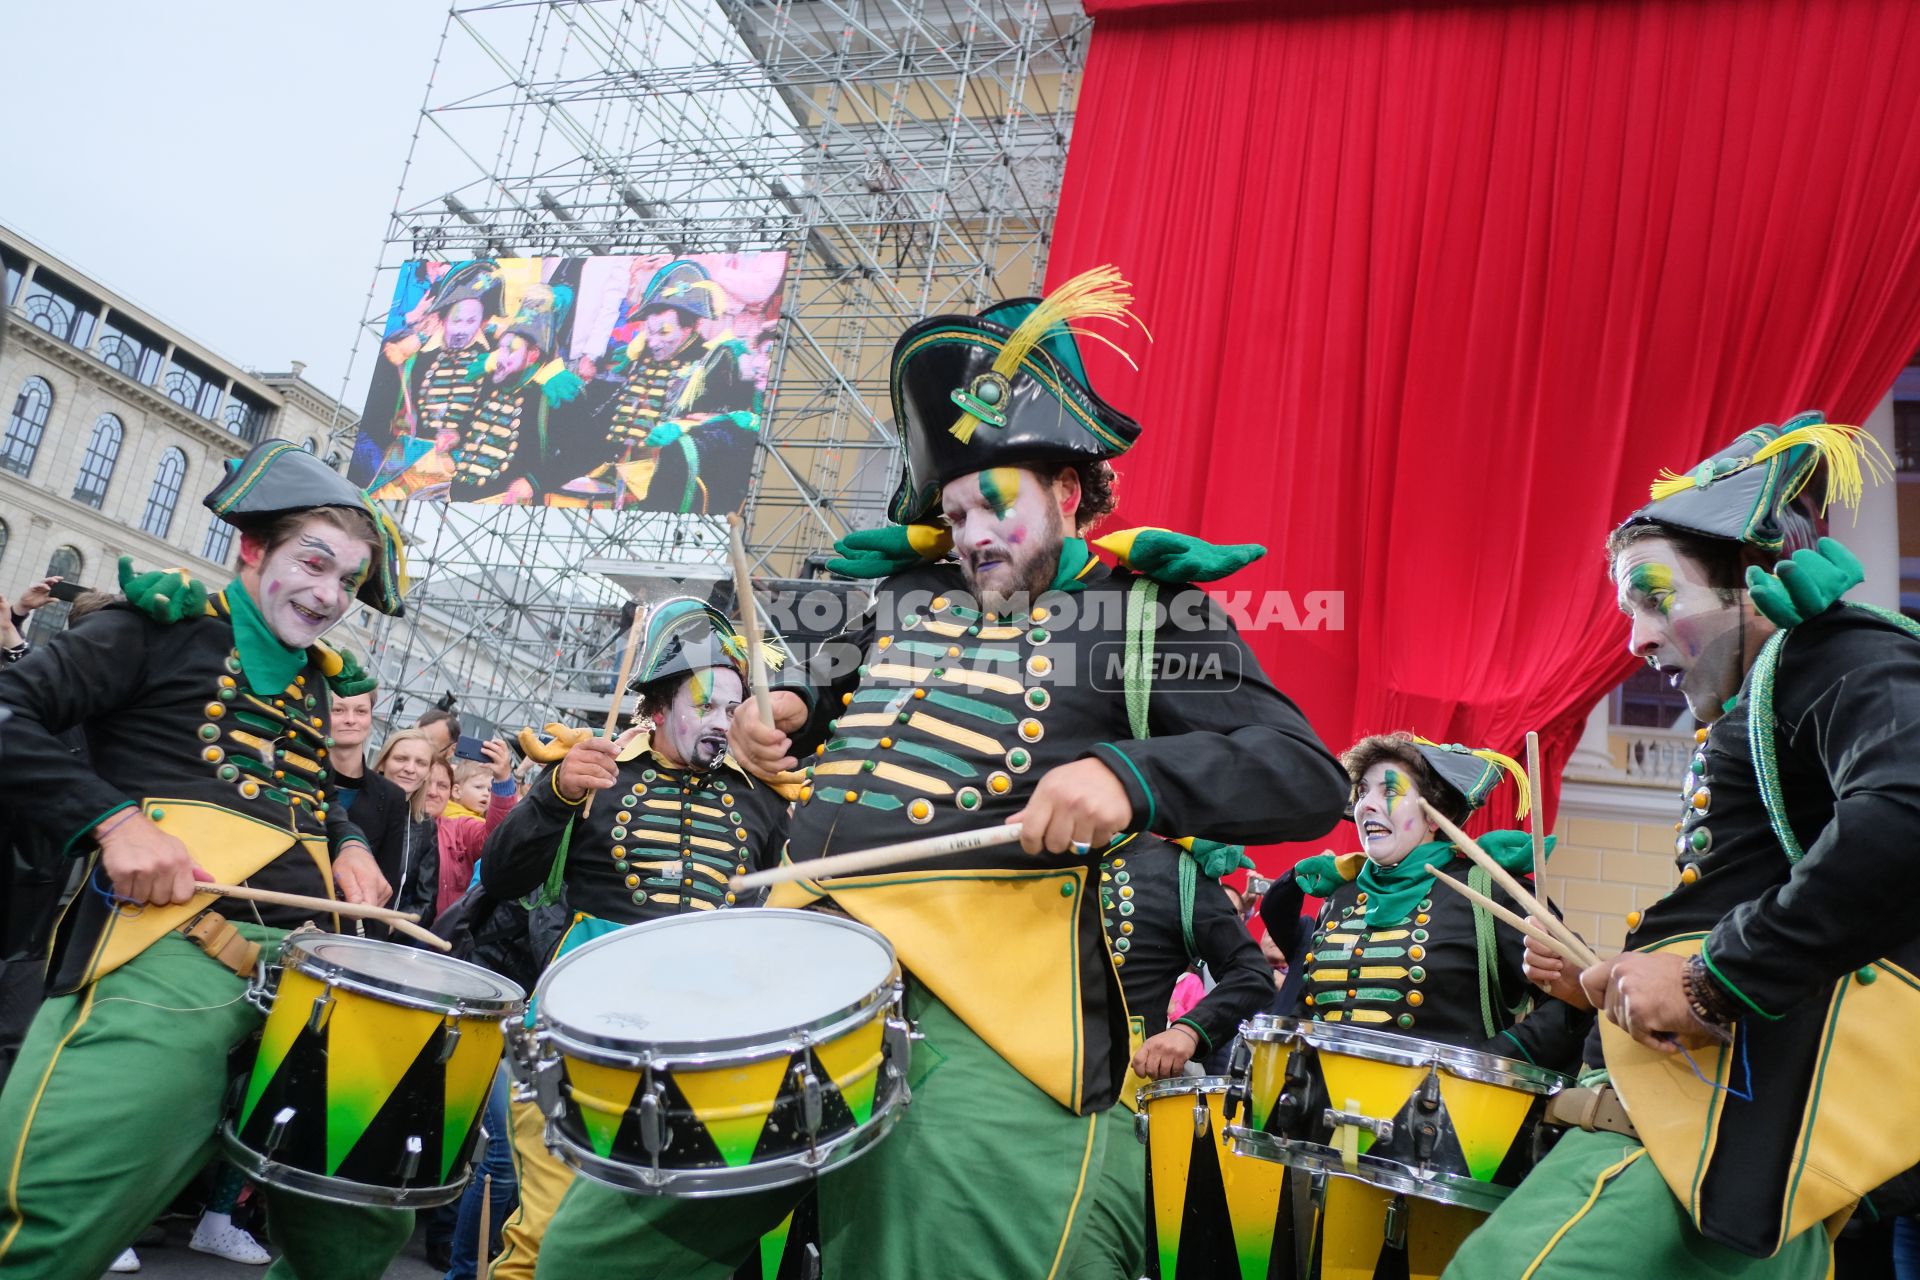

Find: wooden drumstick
<box><xmin>1422</xmin><ymin>865</ymin><xmax>1589</xmax><ymax>968</ymax></box>
<box><xmin>727</xmin><ymin>513</ymin><xmax>775</xmax><ymax>728</ymax></box>
<box><xmin>1417</xmin><ymin>800</ymin><xmax>1599</xmax><ymax>970</ymax></box>
<box><xmin>1525</xmin><ymin>730</ymin><xmax>1547</xmax><ymax>875</ymax></box>
<box><xmin>731</xmin><ymin>823</ymin><xmax>1025</xmax><ymax>892</ymax></box>
<box><xmin>586</xmin><ymin>604</ymin><xmax>650</xmax><ymax>819</ymax></box>
<box><xmin>195</xmin><ymin>883</ymin><xmax>452</xmax><ymax>952</ymax></box>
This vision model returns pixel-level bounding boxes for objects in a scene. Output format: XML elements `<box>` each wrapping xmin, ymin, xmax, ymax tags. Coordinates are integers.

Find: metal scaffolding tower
<box><xmin>349</xmin><ymin>0</ymin><xmax>1090</xmax><ymax>730</ymax></box>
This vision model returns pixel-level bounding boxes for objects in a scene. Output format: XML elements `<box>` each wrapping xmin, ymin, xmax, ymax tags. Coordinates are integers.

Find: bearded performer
<box><xmin>1261</xmin><ymin>734</ymin><xmax>1591</xmax><ymax>1067</ymax></box>
<box><xmin>530</xmin><ymin>266</ymin><xmax>1351</xmax><ymax>1278</ymax></box>
<box><xmin>0</xmin><ymin>439</ymin><xmax>409</xmax><ymax>1279</ymax></box>
<box><xmin>1446</xmin><ymin>413</ymin><xmax>1920</xmax><ymax>1278</ymax></box>
<box><xmin>473</xmin><ymin>598</ymin><xmax>791</xmax><ymax>1280</ymax></box>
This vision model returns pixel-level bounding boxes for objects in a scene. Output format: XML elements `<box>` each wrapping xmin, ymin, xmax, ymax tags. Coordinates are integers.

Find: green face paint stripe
<box><xmin>1626</xmin><ymin>562</ymin><xmax>1678</xmax><ymax>615</ymax></box>
<box><xmin>978</xmin><ymin>467</ymin><xmax>1020</xmax><ymax>518</ymax></box>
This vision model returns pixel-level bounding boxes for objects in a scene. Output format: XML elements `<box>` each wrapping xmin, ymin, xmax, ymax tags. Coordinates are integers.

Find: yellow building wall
<box><xmin>1538</xmin><ymin>814</ymin><xmax>1680</xmax><ymax>954</ymax></box>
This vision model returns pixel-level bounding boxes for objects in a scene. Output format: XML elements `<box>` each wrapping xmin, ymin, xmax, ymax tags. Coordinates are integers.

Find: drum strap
<box><xmin>1177</xmin><ymin>851</ymin><xmax>1198</xmax><ymax>961</ymax></box>
<box><xmin>529</xmin><ymin>820</ymin><xmax>577</xmax><ymax>909</ymax></box>
<box><xmin>1469</xmin><ymin>864</ymin><xmax>1500</xmax><ymax>1040</ymax></box>
<box><xmin>178</xmin><ymin>909</ymin><xmax>260</xmax><ymax>979</ymax></box>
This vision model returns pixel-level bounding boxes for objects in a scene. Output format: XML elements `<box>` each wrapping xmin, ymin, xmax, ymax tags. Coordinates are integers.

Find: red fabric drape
<box><xmin>1050</xmin><ymin>0</ymin><xmax>1920</xmax><ymax>869</ymax></box>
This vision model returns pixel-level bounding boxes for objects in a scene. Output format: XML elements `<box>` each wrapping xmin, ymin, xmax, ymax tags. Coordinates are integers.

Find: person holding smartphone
<box><xmin>0</xmin><ymin>576</ymin><xmax>67</xmax><ymax>663</ymax></box>
<box><xmin>434</xmin><ymin>737</ymin><xmax>518</xmax><ymax>914</ymax></box>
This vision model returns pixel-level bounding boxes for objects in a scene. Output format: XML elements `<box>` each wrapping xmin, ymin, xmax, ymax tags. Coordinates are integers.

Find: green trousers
<box><xmin>1063</xmin><ymin>1106</ymin><xmax>1145</xmax><ymax>1280</ymax></box>
<box><xmin>1443</xmin><ymin>1129</ymin><xmax>1833</xmax><ymax>1280</ymax></box>
<box><xmin>536</xmin><ymin>985</ymin><xmax>1116</xmax><ymax>1279</ymax></box>
<box><xmin>0</xmin><ymin>928</ymin><xmax>412</xmax><ymax>1280</ymax></box>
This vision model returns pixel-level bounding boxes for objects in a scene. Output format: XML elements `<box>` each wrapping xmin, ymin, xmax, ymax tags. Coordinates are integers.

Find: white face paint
<box><xmin>1612</xmin><ymin>537</ymin><xmax>1754</xmax><ymax>722</ymax></box>
<box><xmin>248</xmin><ymin>514</ymin><xmax>374</xmax><ymax>648</ymax></box>
<box><xmin>940</xmin><ymin>466</ymin><xmax>1068</xmax><ymax>602</ymax></box>
<box><xmin>1351</xmin><ymin>761</ymin><xmax>1436</xmax><ymax>869</ymax></box>
<box><xmin>655</xmin><ymin>666</ymin><xmax>742</xmax><ymax>768</ymax></box>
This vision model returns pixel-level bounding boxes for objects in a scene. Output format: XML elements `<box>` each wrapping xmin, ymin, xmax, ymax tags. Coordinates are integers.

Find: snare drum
<box><xmin>222</xmin><ymin>932</ymin><xmax>526</xmax><ymax>1208</ymax></box>
<box><xmin>1225</xmin><ymin>1014</ymin><xmax>1565</xmax><ymax>1212</ymax></box>
<box><xmin>509</xmin><ymin>909</ymin><xmax>910</xmax><ymax>1196</ymax></box>
<box><xmin>1141</xmin><ymin>1077</ymin><xmax>1290</xmax><ymax>1279</ymax></box>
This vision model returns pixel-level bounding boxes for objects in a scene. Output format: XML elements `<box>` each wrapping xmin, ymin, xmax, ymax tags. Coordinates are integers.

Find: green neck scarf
<box><xmin>1355</xmin><ymin>840</ymin><xmax>1457</xmax><ymax>926</ymax></box>
<box><xmin>1049</xmin><ymin>537</ymin><xmax>1093</xmax><ymax>592</ymax></box>
<box><xmin>221</xmin><ymin>578</ymin><xmax>308</xmax><ymax>697</ymax></box>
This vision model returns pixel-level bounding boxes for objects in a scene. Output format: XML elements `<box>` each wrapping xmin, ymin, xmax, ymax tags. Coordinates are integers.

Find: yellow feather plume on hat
<box><xmin>1648</xmin><ymin>422</ymin><xmax>1891</xmax><ymax>511</ymax></box>
<box><xmin>949</xmin><ymin>264</ymin><xmax>1147</xmax><ymax>444</ymax></box>
<box><xmin>1413</xmin><ymin>736</ymin><xmax>1532</xmax><ymax>821</ymax></box>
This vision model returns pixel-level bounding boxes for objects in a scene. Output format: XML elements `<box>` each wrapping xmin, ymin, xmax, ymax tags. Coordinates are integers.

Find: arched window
<box><xmin>141</xmin><ymin>447</ymin><xmax>188</xmax><ymax>538</ymax></box>
<box><xmin>33</xmin><ymin>545</ymin><xmax>84</xmax><ymax>639</ymax></box>
<box><xmin>202</xmin><ymin>519</ymin><xmax>236</xmax><ymax>567</ymax></box>
<box><xmin>2</xmin><ymin>377</ymin><xmax>53</xmax><ymax>477</ymax></box>
<box><xmin>71</xmin><ymin>414</ymin><xmax>124</xmax><ymax>509</ymax></box>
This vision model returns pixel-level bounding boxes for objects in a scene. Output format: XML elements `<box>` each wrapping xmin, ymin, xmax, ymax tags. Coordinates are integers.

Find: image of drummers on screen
<box><xmin>4</xmin><ymin>269</ymin><xmax>1916</xmax><ymax>1280</ymax></box>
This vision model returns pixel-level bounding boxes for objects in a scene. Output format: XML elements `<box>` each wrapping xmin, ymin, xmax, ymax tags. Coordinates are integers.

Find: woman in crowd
<box><xmin>374</xmin><ymin>729</ymin><xmax>445</xmax><ymax>925</ymax></box>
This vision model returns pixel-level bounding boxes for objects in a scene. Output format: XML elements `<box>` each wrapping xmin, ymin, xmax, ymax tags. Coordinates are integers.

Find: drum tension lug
<box><xmin>435</xmin><ymin>1019</ymin><xmax>462</xmax><ymax>1065</ymax></box>
<box><xmin>1191</xmin><ymin>1100</ymin><xmax>1210</xmax><ymax>1139</ymax></box>
<box><xmin>1133</xmin><ymin>1109</ymin><xmax>1150</xmax><ymax>1146</ymax></box>
<box><xmin>799</xmin><ymin>1065</ymin><xmax>825</xmax><ymax>1143</ymax></box>
<box><xmin>306</xmin><ymin>992</ymin><xmax>333</xmax><ymax>1034</ymax></box>
<box><xmin>638</xmin><ymin>1085</ymin><xmax>669</xmax><ymax>1156</ymax></box>
<box><xmin>264</xmin><ymin>1106</ymin><xmax>296</xmax><ymax>1158</ymax></box>
<box><xmin>1383</xmin><ymin>1193</ymin><xmax>1409</xmax><ymax>1250</ymax></box>
<box><xmin>400</xmin><ymin>1135</ymin><xmax>423</xmax><ymax>1184</ymax></box>
<box><xmin>1222</xmin><ymin>1038</ymin><xmax>1252</xmax><ymax>1123</ymax></box>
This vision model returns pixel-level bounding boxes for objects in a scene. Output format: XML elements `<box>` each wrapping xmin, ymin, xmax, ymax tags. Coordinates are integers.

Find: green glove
<box><xmin>1745</xmin><ymin>537</ymin><xmax>1863</xmax><ymax>628</ymax></box>
<box><xmin>825</xmin><ymin>524</ymin><xmax>954</xmax><ymax>580</ymax></box>
<box><xmin>542</xmin><ymin>369</ymin><xmax>585</xmax><ymax>408</ymax></box>
<box><xmin>645</xmin><ymin>421</ymin><xmax>685</xmax><ymax>448</ymax></box>
<box><xmin>117</xmin><ymin>555</ymin><xmax>208</xmax><ymax>625</ymax></box>
<box><xmin>1183</xmin><ymin>837</ymin><xmax>1256</xmax><ymax>879</ymax></box>
<box><xmin>1092</xmin><ymin>528</ymin><xmax>1265</xmax><ymax>584</ymax></box>
<box><xmin>1290</xmin><ymin>854</ymin><xmax>1351</xmax><ymax>898</ymax></box>
<box><xmin>326</xmin><ymin>646</ymin><xmax>378</xmax><ymax>698</ymax></box>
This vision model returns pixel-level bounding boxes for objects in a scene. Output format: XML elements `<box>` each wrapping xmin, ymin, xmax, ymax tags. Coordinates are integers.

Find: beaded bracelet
<box><xmin>1684</xmin><ymin>954</ymin><xmax>1738</xmax><ymax>1027</ymax></box>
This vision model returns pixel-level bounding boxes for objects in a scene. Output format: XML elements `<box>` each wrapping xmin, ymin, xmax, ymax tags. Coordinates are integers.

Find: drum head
<box><xmin>538</xmin><ymin>909</ymin><xmax>896</xmax><ymax>1055</ymax></box>
<box><xmin>285</xmin><ymin>934</ymin><xmax>524</xmax><ymax>1014</ymax></box>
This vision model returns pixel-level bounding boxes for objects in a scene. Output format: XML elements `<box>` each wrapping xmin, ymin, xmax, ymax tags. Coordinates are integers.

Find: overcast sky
<box><xmin>5</xmin><ymin>4</ymin><xmax>452</xmax><ymax>410</ymax></box>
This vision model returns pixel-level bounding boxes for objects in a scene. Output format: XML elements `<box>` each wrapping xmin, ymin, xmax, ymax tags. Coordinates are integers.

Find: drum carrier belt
<box><xmin>178</xmin><ymin>909</ymin><xmax>261</xmax><ymax>979</ymax></box>
<box><xmin>1543</xmin><ymin>1084</ymin><xmax>1637</xmax><ymax>1140</ymax></box>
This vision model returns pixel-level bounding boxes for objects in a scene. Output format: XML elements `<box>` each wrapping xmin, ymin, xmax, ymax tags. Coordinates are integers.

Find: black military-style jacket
<box><xmin>481</xmin><ymin>740</ymin><xmax>789</xmax><ymax>926</ymax></box>
<box><xmin>772</xmin><ymin>555</ymin><xmax>1349</xmax><ymax>1114</ymax></box>
<box><xmin>0</xmin><ymin>601</ymin><xmax>367</xmax><ymax>994</ymax></box>
<box><xmin>1603</xmin><ymin>606</ymin><xmax>1920</xmax><ymax>1255</ymax></box>
<box><xmin>1104</xmin><ymin>838</ymin><xmax>1273</xmax><ymax>1052</ymax></box>
<box><xmin>1266</xmin><ymin>856</ymin><xmax>1590</xmax><ymax>1070</ymax></box>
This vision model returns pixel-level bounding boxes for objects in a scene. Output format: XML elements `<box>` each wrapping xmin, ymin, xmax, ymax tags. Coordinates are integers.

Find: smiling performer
<box><xmin>0</xmin><ymin>439</ymin><xmax>411</xmax><ymax>1279</ymax></box>
<box><xmin>475</xmin><ymin>597</ymin><xmax>791</xmax><ymax>1280</ymax></box>
<box><xmin>1445</xmin><ymin>413</ymin><xmax>1920</xmax><ymax>1279</ymax></box>
<box><xmin>530</xmin><ymin>266</ymin><xmax>1351</xmax><ymax>1280</ymax></box>
<box><xmin>1263</xmin><ymin>733</ymin><xmax>1591</xmax><ymax>1066</ymax></box>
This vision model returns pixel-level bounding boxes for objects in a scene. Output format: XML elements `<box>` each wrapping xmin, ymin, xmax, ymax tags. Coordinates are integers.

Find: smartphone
<box><xmin>49</xmin><ymin>582</ymin><xmax>85</xmax><ymax>603</ymax></box>
<box><xmin>453</xmin><ymin>735</ymin><xmax>489</xmax><ymax>762</ymax></box>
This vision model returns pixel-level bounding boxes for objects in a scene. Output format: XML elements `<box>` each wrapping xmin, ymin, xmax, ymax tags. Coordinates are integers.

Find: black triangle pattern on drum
<box><xmin>235</xmin><ymin>1020</ymin><xmax>329</xmax><ymax>1168</ymax></box>
<box><xmin>1174</xmin><ymin>1127</ymin><xmax>1235</xmax><ymax>1279</ymax></box>
<box><xmin>749</xmin><ymin>1047</ymin><xmax>857</xmax><ymax>1164</ymax></box>
<box><xmin>625</xmin><ymin>1067</ymin><xmax>733</xmax><ymax>1169</ymax></box>
<box><xmin>332</xmin><ymin>1023</ymin><xmax>455</xmax><ymax>1187</ymax></box>
<box><xmin>1302</xmin><ymin>1206</ymin><xmax>1409</xmax><ymax>1280</ymax></box>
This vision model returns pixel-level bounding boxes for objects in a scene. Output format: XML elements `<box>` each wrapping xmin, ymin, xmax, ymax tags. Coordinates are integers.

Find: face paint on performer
<box><xmin>1613</xmin><ymin>536</ymin><xmax>1752</xmax><ymax>722</ymax></box>
<box><xmin>642</xmin><ymin>308</ymin><xmax>693</xmax><ymax>361</ymax></box>
<box><xmin>443</xmin><ymin>298</ymin><xmax>486</xmax><ymax>352</ymax></box>
<box><xmin>243</xmin><ymin>514</ymin><xmax>374</xmax><ymax>649</ymax></box>
<box><xmin>941</xmin><ymin>465</ymin><xmax>1076</xmax><ymax>602</ymax></box>
<box><xmin>655</xmin><ymin>665</ymin><xmax>742</xmax><ymax>769</ymax></box>
<box><xmin>492</xmin><ymin>334</ymin><xmax>538</xmax><ymax>385</ymax></box>
<box><xmin>1352</xmin><ymin>762</ymin><xmax>1437</xmax><ymax>868</ymax></box>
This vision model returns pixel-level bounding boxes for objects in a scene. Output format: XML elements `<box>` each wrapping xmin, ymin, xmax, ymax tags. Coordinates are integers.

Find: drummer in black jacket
<box><xmin>1263</xmin><ymin>733</ymin><xmax>1591</xmax><ymax>1069</ymax></box>
<box><xmin>475</xmin><ymin>597</ymin><xmax>791</xmax><ymax>1280</ymax></box>
<box><xmin>0</xmin><ymin>438</ymin><xmax>412</xmax><ymax>1280</ymax></box>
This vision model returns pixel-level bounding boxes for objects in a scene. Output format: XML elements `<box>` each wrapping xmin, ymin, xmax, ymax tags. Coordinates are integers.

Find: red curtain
<box><xmin>1050</xmin><ymin>0</ymin><xmax>1920</xmax><ymax>867</ymax></box>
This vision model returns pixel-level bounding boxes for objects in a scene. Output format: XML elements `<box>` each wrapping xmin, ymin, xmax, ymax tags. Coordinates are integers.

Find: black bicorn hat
<box><xmin>1620</xmin><ymin>410</ymin><xmax>1890</xmax><ymax>552</ymax></box>
<box><xmin>637</xmin><ymin>260</ymin><xmax>723</xmax><ymax>324</ymax></box>
<box><xmin>423</xmin><ymin>260</ymin><xmax>502</xmax><ymax>318</ymax></box>
<box><xmin>1412</xmin><ymin>737</ymin><xmax>1531</xmax><ymax>821</ymax></box>
<box><xmin>885</xmin><ymin>265</ymin><xmax>1145</xmax><ymax>524</ymax></box>
<box><xmin>204</xmin><ymin>439</ymin><xmax>408</xmax><ymax>616</ymax></box>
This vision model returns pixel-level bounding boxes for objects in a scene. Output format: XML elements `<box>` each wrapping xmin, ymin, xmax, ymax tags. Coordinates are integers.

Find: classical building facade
<box><xmin>1</xmin><ymin>223</ymin><xmax>352</xmax><ymax>635</ymax></box>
